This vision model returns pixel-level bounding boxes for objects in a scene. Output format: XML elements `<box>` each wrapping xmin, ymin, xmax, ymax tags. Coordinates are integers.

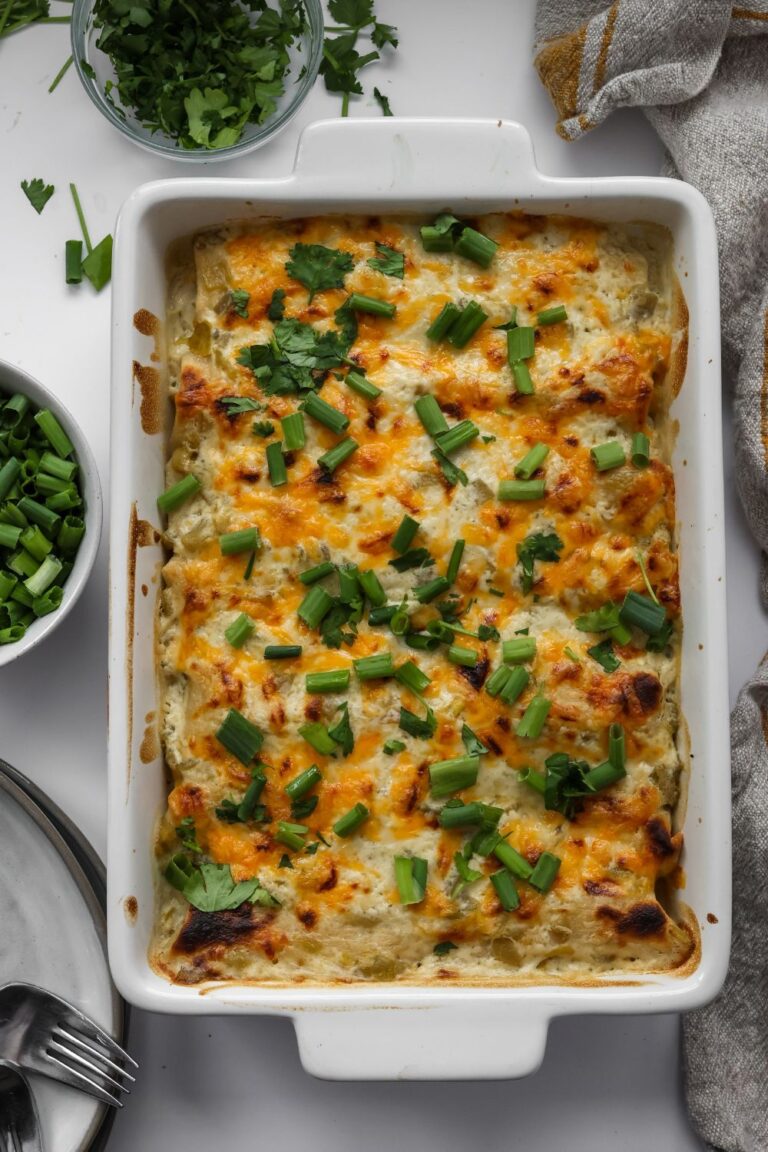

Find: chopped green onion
<box><xmin>281</xmin><ymin>413</ymin><xmax>305</xmax><ymax>450</ymax></box>
<box><xmin>266</xmin><ymin>441</ymin><xmax>287</xmax><ymax>487</ymax></box>
<box><xmin>454</xmin><ymin>227</ymin><xmax>498</xmax><ymax>268</ymax></box>
<box><xmin>516</xmin><ymin>695</ymin><xmax>551</xmax><ymax>739</ymax></box>
<box><xmin>244</xmin><ymin>551</ymin><xmax>256</xmax><ymax>581</ymax></box>
<box><xmin>390</xmin><ymin>606</ymin><xmax>410</xmax><ymax>635</ymax></box>
<box><xmin>537</xmin><ymin>305</ymin><xmax>567</xmax><ymax>326</ymax></box>
<box><xmin>498</xmin><ymin>478</ymin><xmax>546</xmax><ymax>502</ymax></box>
<box><xmin>225</xmin><ymin>613</ymin><xmax>253</xmax><ymax>648</ymax></box>
<box><xmin>394</xmin><ymin>856</ymin><xmax>428</xmax><ymax>904</ymax></box>
<box><xmin>507</xmin><ymin>326</ymin><xmax>535</xmax><ymax>363</ymax></box>
<box><xmin>299</xmin><ymin>722</ymin><xmax>337</xmax><ymax>756</ymax></box>
<box><xmin>446</xmin><ymin>539</ymin><xmax>465</xmax><ymax>584</ymax></box>
<box><xmin>490</xmin><ymin>869</ymin><xmax>520</xmax><ymax>911</ymax></box>
<box><xmin>17</xmin><ymin>497</ymin><xmax>60</xmax><ymax>537</ymax></box>
<box><xmin>306</xmin><ymin>668</ymin><xmax>350</xmax><ymax>694</ymax></box>
<box><xmin>512</xmin><ymin>362</ymin><xmax>534</xmax><ymax>394</ymax></box>
<box><xmin>338</xmin><ymin>564</ymin><xmax>359</xmax><ymax>604</ymax></box>
<box><xmin>447</xmin><ymin>302</ymin><xmax>488</xmax><ymax>348</ymax></box>
<box><xmin>528</xmin><ymin>851</ymin><xmax>561</xmax><ymax>893</ymax></box>
<box><xmin>564</xmin><ymin>646</ymin><xmax>581</xmax><ymax>663</ymax></box>
<box><xmin>345</xmin><ymin>371</ymin><xmax>381</xmax><ymax>400</ymax></box>
<box><xmin>333</xmin><ymin>803</ymin><xmax>370</xmax><ymax>837</ymax></box>
<box><xmin>389</xmin><ymin>547</ymin><xmax>432</xmax><ymax>573</ymax></box>
<box><xmin>631</xmin><ymin>432</ymin><xmax>650</xmax><ymax>467</ymax></box>
<box><xmin>608</xmin><ymin>722</ymin><xmax>626</xmax><ymax>770</ymax></box>
<box><xmin>499</xmin><ymin>665</ymin><xmax>529</xmax><ymax>704</ymax></box>
<box><xmin>438</xmin><ymin>801</ymin><xmax>485</xmax><ymax>829</ymax></box>
<box><xmin>619</xmin><ymin>590</ymin><xmax>667</xmax><ymax>636</ymax></box>
<box><xmin>65</xmin><ymin>239</ymin><xmax>83</xmax><ymax>285</ymax></box>
<box><xmin>34</xmin><ymin>410</ymin><xmax>73</xmax><ymax>458</ymax></box>
<box><xmin>318</xmin><ymin>437</ymin><xmax>358</xmax><ymax>474</ymax></box>
<box><xmin>276</xmin><ymin>821</ymin><xmax>308</xmax><ymax>851</ymax></box>
<box><xmin>354</xmin><ymin>652</ymin><xmax>395</xmax><ymax>680</ymax></box>
<box><xmin>426</xmin><ymin>619</ymin><xmax>454</xmax><ymax>643</ymax></box>
<box><xmin>429</xmin><ymin>755</ymin><xmax>479</xmax><ymax>798</ymax></box>
<box><xmin>0</xmin><ymin>524</ymin><xmax>21</xmax><ymax>550</ymax></box>
<box><xmin>399</xmin><ymin>705</ymin><xmax>437</xmax><ymax>738</ymax></box>
<box><xmin>502</xmin><ymin>636</ymin><xmax>537</xmax><ymax>664</ymax></box>
<box><xmin>347</xmin><ymin>293</ymin><xmax>396</xmax><ymax>318</ymax></box>
<box><xmin>298</xmin><ymin>585</ymin><xmax>334</xmax><ymax>629</ymax></box>
<box><xmin>461</xmin><ymin>724</ymin><xmax>489</xmax><ymax>756</ymax></box>
<box><xmin>435</xmin><ymin>420</ymin><xmax>479</xmax><ymax>456</ymax></box>
<box><xmin>584</xmin><ymin>759</ymin><xmax>626</xmax><ymax>791</ymax></box>
<box><xmin>285</xmin><ymin>765</ymin><xmax>322</xmax><ymax>800</ymax></box>
<box><xmin>426</xmin><ymin>302</ymin><xmax>461</xmax><ymax>342</ymax></box>
<box><xmin>0</xmin><ymin>458</ymin><xmax>21</xmax><ymax>501</ymax></box>
<box><xmin>220</xmin><ymin>527</ymin><xmax>260</xmax><ymax>555</ymax></box>
<box><xmin>39</xmin><ymin>452</ymin><xmax>77</xmax><ymax>482</ymax></box>
<box><xmin>35</xmin><ymin>472</ymin><xmax>71</xmax><ymax>496</ymax></box>
<box><xmin>519</xmin><ymin>766</ymin><xmax>546</xmax><ymax>795</ymax></box>
<box><xmin>414</xmin><ymin>575</ymin><xmax>451</xmax><ymax>604</ymax></box>
<box><xmin>368</xmin><ymin>604</ymin><xmax>397</xmax><ymax>626</ymax></box>
<box><xmin>44</xmin><ymin>489</ymin><xmax>81</xmax><ymax>512</ymax></box>
<box><xmin>215</xmin><ymin>708</ymin><xmax>263</xmax><ymax>766</ymax></box>
<box><xmin>414</xmin><ymin>394</ymin><xmax>448</xmax><ymax>437</ymax></box>
<box><xmin>493</xmin><ymin>839</ymin><xmax>533</xmax><ymax>880</ymax></box>
<box><xmin>448</xmin><ymin>644</ymin><xmax>478</xmax><ymax>668</ymax></box>
<box><xmin>383</xmin><ymin>738</ymin><xmax>406</xmax><ymax>755</ymax></box>
<box><xmin>0</xmin><ymin>625</ymin><xmax>25</xmax><ymax>644</ymax></box>
<box><xmin>33</xmin><ymin>586</ymin><xmax>62</xmax><ymax>616</ymax></box>
<box><xmin>302</xmin><ymin>392</ymin><xmax>350</xmax><ymax>434</ymax></box>
<box><xmin>299</xmin><ymin>561</ymin><xmax>335</xmax><ymax>585</ymax></box>
<box><xmin>264</xmin><ymin>644</ymin><xmax>302</xmax><ymax>659</ymax></box>
<box><xmin>395</xmin><ymin>659</ymin><xmax>431</xmax><ymax>696</ymax></box>
<box><xmin>1</xmin><ymin>394</ymin><xmax>30</xmax><ymax>429</ymax></box>
<box><xmin>24</xmin><ymin>555</ymin><xmax>62</xmax><ymax>597</ymax></box>
<box><xmin>392</xmin><ymin>514</ymin><xmax>419</xmax><ymax>553</ymax></box>
<box><xmin>0</xmin><ymin>572</ymin><xmax>16</xmax><ymax>600</ymax></box>
<box><xmin>591</xmin><ymin>442</ymin><xmax>626</xmax><ymax>472</ymax></box>
<box><xmin>358</xmin><ymin>568</ymin><xmax>386</xmax><ymax>607</ymax></box>
<box><xmin>485</xmin><ymin>665</ymin><xmax>512</xmax><ymax>697</ymax></box>
<box><xmin>9</xmin><ymin>550</ymin><xmax>38</xmax><ymax>579</ymax></box>
<box><xmin>404</xmin><ymin>631</ymin><xmax>441</xmax><ymax>652</ymax></box>
<box><xmin>514</xmin><ymin>443</ymin><xmax>549</xmax><ymax>480</ymax></box>
<box><xmin>237</xmin><ymin>770</ymin><xmax>267</xmax><ymax>822</ymax></box>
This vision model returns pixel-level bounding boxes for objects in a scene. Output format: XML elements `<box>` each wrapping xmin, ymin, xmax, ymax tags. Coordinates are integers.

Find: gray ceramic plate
<box><xmin>0</xmin><ymin>766</ymin><xmax>124</xmax><ymax>1151</ymax></box>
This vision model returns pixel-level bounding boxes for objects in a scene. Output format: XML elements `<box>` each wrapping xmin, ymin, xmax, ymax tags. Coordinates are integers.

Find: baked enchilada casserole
<box><xmin>154</xmin><ymin>211</ymin><xmax>695</xmax><ymax>985</ymax></box>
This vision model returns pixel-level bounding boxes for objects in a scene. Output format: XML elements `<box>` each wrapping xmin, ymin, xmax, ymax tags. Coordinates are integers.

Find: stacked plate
<box><xmin>0</xmin><ymin>759</ymin><xmax>128</xmax><ymax>1151</ymax></box>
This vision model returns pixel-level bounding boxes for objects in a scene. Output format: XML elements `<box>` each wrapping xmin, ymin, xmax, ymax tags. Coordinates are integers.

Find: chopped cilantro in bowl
<box><xmin>70</xmin><ymin>0</ymin><xmax>324</xmax><ymax>160</ymax></box>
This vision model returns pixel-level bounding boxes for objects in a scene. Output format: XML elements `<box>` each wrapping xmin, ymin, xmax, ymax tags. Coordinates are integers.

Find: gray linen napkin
<box><xmin>533</xmin><ymin>4</ymin><xmax>768</xmax><ymax>1150</ymax></box>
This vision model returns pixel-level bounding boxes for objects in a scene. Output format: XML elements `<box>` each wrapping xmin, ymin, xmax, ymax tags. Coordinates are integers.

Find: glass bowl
<box><xmin>70</xmin><ymin>0</ymin><xmax>323</xmax><ymax>163</ymax></box>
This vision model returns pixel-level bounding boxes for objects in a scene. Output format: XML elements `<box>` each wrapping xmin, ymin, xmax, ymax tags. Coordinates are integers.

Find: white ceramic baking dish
<box><xmin>108</xmin><ymin>118</ymin><xmax>731</xmax><ymax>1080</ymax></box>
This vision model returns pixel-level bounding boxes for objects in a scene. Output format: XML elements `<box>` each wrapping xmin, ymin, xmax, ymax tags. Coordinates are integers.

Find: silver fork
<box><xmin>0</xmin><ymin>1061</ymin><xmax>42</xmax><ymax>1152</ymax></box>
<box><xmin>0</xmin><ymin>984</ymin><xmax>137</xmax><ymax>1108</ymax></box>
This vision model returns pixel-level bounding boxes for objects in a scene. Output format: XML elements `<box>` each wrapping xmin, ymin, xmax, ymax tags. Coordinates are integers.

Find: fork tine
<box><xmin>54</xmin><ymin>1027</ymin><xmax>136</xmax><ymax>1083</ymax></box>
<box><xmin>46</xmin><ymin>1041</ymin><xmax>131</xmax><ymax>1096</ymax></box>
<box><xmin>54</xmin><ymin>1007</ymin><xmax>138</xmax><ymax>1069</ymax></box>
<box><xmin>42</xmin><ymin>1053</ymin><xmax>123</xmax><ymax>1109</ymax></box>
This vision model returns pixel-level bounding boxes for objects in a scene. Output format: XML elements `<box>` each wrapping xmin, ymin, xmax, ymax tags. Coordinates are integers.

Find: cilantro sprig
<box><xmin>286</xmin><ymin>243</ymin><xmax>354</xmax><ymax>301</ymax></box>
<box><xmin>321</xmin><ymin>0</ymin><xmax>398</xmax><ymax>116</ymax></box>
<box><xmin>165</xmin><ymin>856</ymin><xmax>278</xmax><ymax>912</ymax></box>
<box><xmin>237</xmin><ymin>317</ymin><xmax>352</xmax><ymax>396</ymax></box>
<box><xmin>21</xmin><ymin>178</ymin><xmax>54</xmax><ymax>215</ymax></box>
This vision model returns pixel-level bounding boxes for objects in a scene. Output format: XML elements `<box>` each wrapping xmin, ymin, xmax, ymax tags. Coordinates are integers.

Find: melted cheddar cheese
<box><xmin>153</xmin><ymin>213</ymin><xmax>695</xmax><ymax>987</ymax></box>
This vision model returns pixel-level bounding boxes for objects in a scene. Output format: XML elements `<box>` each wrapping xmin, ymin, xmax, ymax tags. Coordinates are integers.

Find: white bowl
<box><xmin>0</xmin><ymin>361</ymin><xmax>102</xmax><ymax>667</ymax></box>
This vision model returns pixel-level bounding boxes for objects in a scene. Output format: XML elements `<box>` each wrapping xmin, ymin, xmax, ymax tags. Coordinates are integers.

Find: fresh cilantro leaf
<box><xmin>477</xmin><ymin>624</ymin><xmax>500</xmax><ymax>642</ymax></box>
<box><xmin>544</xmin><ymin>752</ymin><xmax>593</xmax><ymax>820</ymax></box>
<box><xmin>516</xmin><ymin>531</ymin><xmax>563</xmax><ymax>594</ymax></box>
<box><xmin>267</xmin><ymin>288</ymin><xmax>286</xmax><ymax>321</ymax></box>
<box><xmin>21</xmin><ymin>178</ymin><xmax>54</xmax><ymax>214</ymax></box>
<box><xmin>218</xmin><ymin>396</ymin><xmax>265</xmax><ymax>416</ymax></box>
<box><xmin>384</xmin><ymin>738</ymin><xmax>406</xmax><ymax>755</ymax></box>
<box><xmin>175</xmin><ymin>817</ymin><xmax>201</xmax><ymax>855</ymax></box>
<box><xmin>278</xmin><ymin>853</ymin><xmax>293</xmax><ymax>869</ymax></box>
<box><xmin>481</xmin><ymin>434</ymin><xmax>497</xmax><ymax>444</ymax></box>
<box><xmin>574</xmin><ymin>602</ymin><xmax>621</xmax><ymax>632</ymax></box>
<box><xmin>434</xmin><ymin>940</ymin><xmax>458</xmax><ymax>957</ymax></box>
<box><xmin>81</xmin><ymin>234</ymin><xmax>113</xmax><ymax>292</ymax></box>
<box><xmin>371</xmin><ymin>21</ymin><xmax>398</xmax><ymax>48</ymax></box>
<box><xmin>388</xmin><ymin>547</ymin><xmax>433</xmax><ymax>573</ymax></box>
<box><xmin>166</xmin><ymin>858</ymin><xmax>277</xmax><ymax>912</ymax></box>
<box><xmin>79</xmin><ymin>58</ymin><xmax>96</xmax><ymax>80</ymax></box>
<box><xmin>367</xmin><ymin>241</ymin><xmax>403</xmax><ymax>278</ymax></box>
<box><xmin>587</xmin><ymin>638</ymin><xmax>620</xmax><ymax>673</ymax></box>
<box><xmin>237</xmin><ymin>318</ymin><xmax>351</xmax><ymax>396</ymax></box>
<box><xmin>252</xmin><ymin>420</ymin><xmax>275</xmax><ymax>437</ymax></box>
<box><xmin>320</xmin><ymin>600</ymin><xmax>360</xmax><ymax>649</ymax></box>
<box><xmin>461</xmin><ymin>724</ymin><xmax>488</xmax><ymax>757</ymax></box>
<box><xmin>328</xmin><ymin>0</ymin><xmax>374</xmax><ymax>25</ymax></box>
<box><xmin>494</xmin><ymin>309</ymin><xmax>518</xmax><ymax>332</ymax></box>
<box><xmin>305</xmin><ymin>841</ymin><xmax>321</xmax><ymax>856</ymax></box>
<box><xmin>230</xmin><ymin>289</ymin><xmax>250</xmax><ymax>318</ymax></box>
<box><xmin>432</xmin><ymin>447</ymin><xmax>468</xmax><ymax>487</ymax></box>
<box><xmin>286</xmin><ymin>243</ymin><xmax>354</xmax><ymax>301</ymax></box>
<box><xmin>399</xmin><ymin>705</ymin><xmax>437</xmax><ymax>739</ymax></box>
<box><xmin>214</xmin><ymin>799</ymin><xmax>242</xmax><ymax>823</ymax></box>
<box><xmin>328</xmin><ymin>702</ymin><xmax>355</xmax><ymax>756</ymax></box>
<box><xmin>321</xmin><ymin>2</ymin><xmax>397</xmax><ymax>116</ymax></box>
<box><xmin>373</xmin><ymin>86</ymin><xmax>393</xmax><ymax>116</ymax></box>
<box><xmin>291</xmin><ymin>796</ymin><xmax>319</xmax><ymax>820</ymax></box>
<box><xmin>334</xmin><ymin>299</ymin><xmax>358</xmax><ymax>348</ymax></box>
<box><xmin>452</xmin><ymin>851</ymin><xmax>483</xmax><ymax>897</ymax></box>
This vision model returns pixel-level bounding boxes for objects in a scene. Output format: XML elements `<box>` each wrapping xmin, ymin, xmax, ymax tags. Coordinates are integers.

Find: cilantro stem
<box><xmin>69</xmin><ymin>184</ymin><xmax>93</xmax><ymax>255</ymax></box>
<box><xmin>0</xmin><ymin>0</ymin><xmax>14</xmax><ymax>38</ymax></box>
<box><xmin>341</xmin><ymin>91</ymin><xmax>350</xmax><ymax>117</ymax></box>
<box><xmin>48</xmin><ymin>55</ymin><xmax>73</xmax><ymax>94</ymax></box>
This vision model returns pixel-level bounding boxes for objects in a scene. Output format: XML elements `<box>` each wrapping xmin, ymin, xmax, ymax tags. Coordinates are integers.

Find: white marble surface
<box><xmin>1</xmin><ymin>1</ymin><xmax>763</xmax><ymax>1147</ymax></box>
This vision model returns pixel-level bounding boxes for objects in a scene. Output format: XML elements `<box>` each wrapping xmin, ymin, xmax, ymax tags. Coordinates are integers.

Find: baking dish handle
<box><xmin>293</xmin><ymin>1006</ymin><xmax>549</xmax><ymax>1081</ymax></box>
<box><xmin>290</xmin><ymin>117</ymin><xmax>539</xmax><ymax>198</ymax></box>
